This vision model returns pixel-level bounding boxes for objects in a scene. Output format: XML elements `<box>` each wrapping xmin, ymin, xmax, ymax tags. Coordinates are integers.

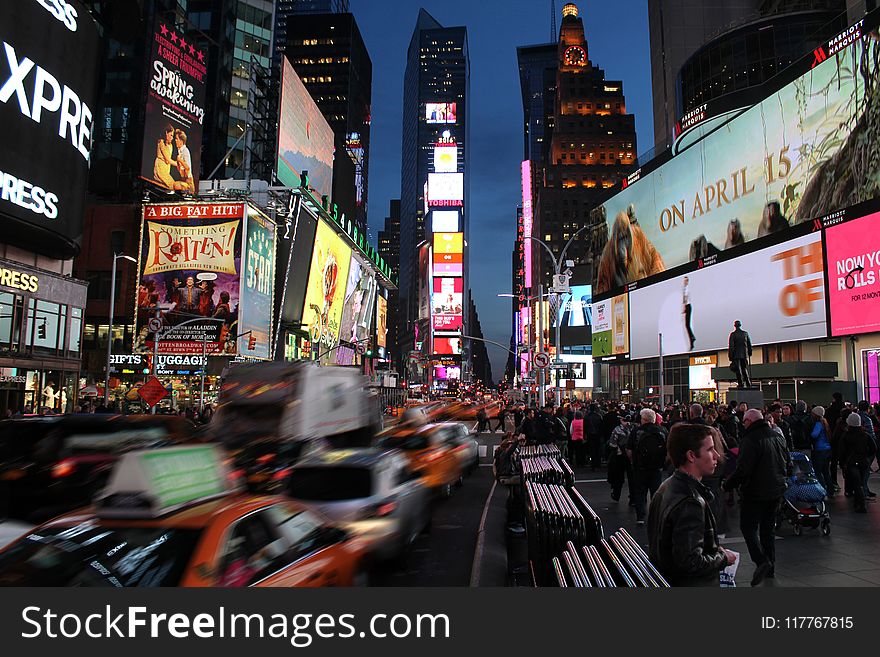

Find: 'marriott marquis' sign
<box><xmin>0</xmin><ymin>0</ymin><xmax>100</xmax><ymax>257</ymax></box>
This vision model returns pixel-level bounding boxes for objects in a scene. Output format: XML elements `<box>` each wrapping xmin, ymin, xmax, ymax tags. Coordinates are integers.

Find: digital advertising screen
<box><xmin>303</xmin><ymin>220</ymin><xmax>352</xmax><ymax>364</ymax></box>
<box><xmin>428</xmin><ymin>173</ymin><xmax>464</xmax><ymax>205</ymax></box>
<box><xmin>238</xmin><ymin>208</ymin><xmax>276</xmax><ymax>359</ymax></box>
<box><xmin>431</xmin><ymin>210</ymin><xmax>459</xmax><ymax>233</ymax></box>
<box><xmin>278</xmin><ymin>202</ymin><xmax>317</xmax><ymax>326</ymax></box>
<box><xmin>555</xmin><ymin>285</ymin><xmax>592</xmax><ymax>347</ymax></box>
<box><xmin>140</xmin><ymin>19</ymin><xmax>206</xmax><ymax>195</ymax></box>
<box><xmin>591</xmin><ymin>294</ymin><xmax>629</xmax><ymax>358</ymax></box>
<box><xmin>432</xmin><ymin>232</ymin><xmax>463</xmax><ymax>276</ymax></box>
<box><xmin>376</xmin><ymin>294</ymin><xmax>388</xmax><ymax>357</ymax></box>
<box><xmin>277</xmin><ymin>58</ymin><xmax>335</xmax><ymax>199</ymax></box>
<box><xmin>432</xmin><ymin>277</ymin><xmax>463</xmax><ymax>331</ymax></box>
<box><xmin>555</xmin><ymin>355</ymin><xmax>594</xmax><ymax>388</ymax></box>
<box><xmin>0</xmin><ymin>0</ymin><xmax>100</xmax><ymax>258</ymax></box>
<box><xmin>629</xmin><ymin>231</ymin><xmax>827</xmax><ymax>359</ymax></box>
<box><xmin>425</xmin><ymin>102</ymin><xmax>457</xmax><ymax>124</ymax></box>
<box><xmin>433</xmin><ymin>337</ymin><xmax>462</xmax><ymax>356</ymax></box>
<box><xmin>592</xmin><ymin>31</ymin><xmax>880</xmax><ymax>294</ymax></box>
<box><xmin>339</xmin><ymin>253</ymin><xmax>378</xmax><ymax>349</ymax></box>
<box><xmin>824</xmin><ymin>209</ymin><xmax>880</xmax><ymax>337</ymax></box>
<box><xmin>433</xmin><ymin>144</ymin><xmax>458</xmax><ymax>173</ymax></box>
<box><xmin>418</xmin><ymin>244</ymin><xmax>432</xmax><ymax>320</ymax></box>
<box><xmin>135</xmin><ymin>203</ymin><xmax>244</xmax><ymax>356</ymax></box>
<box><xmin>433</xmin><ymin>364</ymin><xmax>461</xmax><ymax>381</ymax></box>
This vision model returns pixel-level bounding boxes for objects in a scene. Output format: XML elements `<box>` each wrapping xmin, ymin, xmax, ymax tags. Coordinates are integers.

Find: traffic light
<box><xmin>248</xmin><ymin>334</ymin><xmax>256</xmax><ymax>350</ymax></box>
<box><xmin>37</xmin><ymin>320</ymin><xmax>47</xmax><ymax>340</ymax></box>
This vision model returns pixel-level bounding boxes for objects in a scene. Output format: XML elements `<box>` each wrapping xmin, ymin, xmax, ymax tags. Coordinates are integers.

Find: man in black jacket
<box><xmin>627</xmin><ymin>408</ymin><xmax>669</xmax><ymax>524</ymax></box>
<box><xmin>723</xmin><ymin>409</ymin><xmax>792</xmax><ymax>585</ymax></box>
<box><xmin>648</xmin><ymin>423</ymin><xmax>737</xmax><ymax>586</ymax></box>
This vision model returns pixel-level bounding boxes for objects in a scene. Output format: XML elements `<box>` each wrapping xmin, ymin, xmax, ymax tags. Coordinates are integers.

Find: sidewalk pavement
<box><xmin>574</xmin><ymin>468</ymin><xmax>880</xmax><ymax>586</ymax></box>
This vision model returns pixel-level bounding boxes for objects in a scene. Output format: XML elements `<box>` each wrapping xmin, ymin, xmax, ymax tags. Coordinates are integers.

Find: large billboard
<box><xmin>425</xmin><ymin>102</ymin><xmax>457</xmax><ymax>124</ymax></box>
<box><xmin>431</xmin><ymin>210</ymin><xmax>459</xmax><ymax>233</ymax></box>
<box><xmin>427</xmin><ymin>173</ymin><xmax>464</xmax><ymax>205</ymax></box>
<box><xmin>629</xmin><ymin>231</ymin><xmax>826</xmax><ymax>359</ymax></box>
<box><xmin>277</xmin><ymin>58</ymin><xmax>335</xmax><ymax>199</ymax></box>
<box><xmin>0</xmin><ymin>0</ymin><xmax>100</xmax><ymax>258</ymax></box>
<box><xmin>339</xmin><ymin>252</ymin><xmax>378</xmax><ymax>349</ymax></box>
<box><xmin>432</xmin><ymin>277</ymin><xmax>463</xmax><ymax>332</ymax></box>
<box><xmin>433</xmin><ymin>144</ymin><xmax>458</xmax><ymax>172</ymax></box>
<box><xmin>433</xmin><ymin>232</ymin><xmax>463</xmax><ymax>276</ymax></box>
<box><xmin>591</xmin><ymin>294</ymin><xmax>629</xmax><ymax>358</ymax></box>
<box><xmin>238</xmin><ymin>209</ymin><xmax>276</xmax><ymax>359</ymax></box>
<box><xmin>376</xmin><ymin>294</ymin><xmax>388</xmax><ymax>358</ymax></box>
<box><xmin>140</xmin><ymin>19</ymin><xmax>207</xmax><ymax>193</ymax></box>
<box><xmin>135</xmin><ymin>203</ymin><xmax>244</xmax><ymax>355</ymax></box>
<box><xmin>433</xmin><ymin>337</ymin><xmax>462</xmax><ymax>356</ymax></box>
<box><xmin>824</xmin><ymin>208</ymin><xmax>880</xmax><ymax>337</ymax></box>
<box><xmin>554</xmin><ymin>284</ymin><xmax>592</xmax><ymax>347</ymax></box>
<box><xmin>303</xmin><ymin>220</ymin><xmax>352</xmax><ymax>364</ymax></box>
<box><xmin>593</xmin><ymin>28</ymin><xmax>880</xmax><ymax>294</ymax></box>
<box><xmin>418</xmin><ymin>244</ymin><xmax>431</xmax><ymax>320</ymax></box>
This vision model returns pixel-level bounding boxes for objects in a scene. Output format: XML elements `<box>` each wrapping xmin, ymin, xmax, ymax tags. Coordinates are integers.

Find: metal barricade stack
<box><xmin>550</xmin><ymin>528</ymin><xmax>669</xmax><ymax>588</ymax></box>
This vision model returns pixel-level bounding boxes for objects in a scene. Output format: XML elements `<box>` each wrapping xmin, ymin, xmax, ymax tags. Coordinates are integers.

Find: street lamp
<box><xmin>104</xmin><ymin>253</ymin><xmax>137</xmax><ymax>408</ymax></box>
<box><xmin>524</xmin><ymin>225</ymin><xmax>591</xmax><ymax>406</ymax></box>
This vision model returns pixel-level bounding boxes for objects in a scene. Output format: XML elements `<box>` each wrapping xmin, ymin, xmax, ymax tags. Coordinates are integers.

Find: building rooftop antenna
<box><xmin>551</xmin><ymin>0</ymin><xmax>557</xmax><ymax>40</ymax></box>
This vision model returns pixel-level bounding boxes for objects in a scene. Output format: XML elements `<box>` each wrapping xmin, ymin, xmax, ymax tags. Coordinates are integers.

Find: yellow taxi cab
<box><xmin>0</xmin><ymin>446</ymin><xmax>368</xmax><ymax>587</ymax></box>
<box><xmin>377</xmin><ymin>424</ymin><xmax>462</xmax><ymax>498</ymax></box>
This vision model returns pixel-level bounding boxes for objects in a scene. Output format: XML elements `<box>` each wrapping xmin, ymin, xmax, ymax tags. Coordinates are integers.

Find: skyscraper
<box><xmin>399</xmin><ymin>9</ymin><xmax>469</xmax><ymax>390</ymax></box>
<box><xmin>378</xmin><ymin>200</ymin><xmax>401</xmax><ymax>368</ymax></box>
<box><xmin>186</xmin><ymin>0</ymin><xmax>273</xmax><ymax>180</ymax></box>
<box><xmin>275</xmin><ymin>12</ymin><xmax>373</xmax><ymax>233</ymax></box>
<box><xmin>531</xmin><ymin>3</ymin><xmax>637</xmax><ymax>290</ymax></box>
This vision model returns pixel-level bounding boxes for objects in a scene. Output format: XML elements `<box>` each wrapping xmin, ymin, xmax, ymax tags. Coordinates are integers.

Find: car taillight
<box><xmin>271</xmin><ymin>468</ymin><xmax>291</xmax><ymax>481</ymax></box>
<box><xmin>52</xmin><ymin>459</ymin><xmax>76</xmax><ymax>478</ymax></box>
<box><xmin>257</xmin><ymin>454</ymin><xmax>275</xmax><ymax>465</ymax></box>
<box><xmin>364</xmin><ymin>500</ymin><xmax>397</xmax><ymax>519</ymax></box>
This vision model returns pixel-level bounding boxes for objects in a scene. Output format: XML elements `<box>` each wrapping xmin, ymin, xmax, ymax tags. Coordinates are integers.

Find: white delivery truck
<box><xmin>212</xmin><ymin>361</ymin><xmax>382</xmax><ymax>452</ymax></box>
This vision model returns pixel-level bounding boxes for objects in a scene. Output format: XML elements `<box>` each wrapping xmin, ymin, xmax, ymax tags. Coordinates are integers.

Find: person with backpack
<box><xmin>787</xmin><ymin>401</ymin><xmax>811</xmax><ymax>451</ymax></box>
<box><xmin>626</xmin><ymin>408</ymin><xmax>669</xmax><ymax>524</ymax></box>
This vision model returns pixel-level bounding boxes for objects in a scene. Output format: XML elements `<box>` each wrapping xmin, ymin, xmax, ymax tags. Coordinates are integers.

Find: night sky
<box><xmin>350</xmin><ymin>0</ymin><xmax>653</xmax><ymax>381</ymax></box>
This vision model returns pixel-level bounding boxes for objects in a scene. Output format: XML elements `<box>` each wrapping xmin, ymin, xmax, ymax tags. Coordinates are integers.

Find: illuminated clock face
<box><xmin>564</xmin><ymin>46</ymin><xmax>586</xmax><ymax>66</ymax></box>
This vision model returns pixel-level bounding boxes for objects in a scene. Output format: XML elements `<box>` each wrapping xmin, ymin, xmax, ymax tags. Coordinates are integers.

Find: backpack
<box><xmin>635</xmin><ymin>426</ymin><xmax>667</xmax><ymax>470</ymax></box>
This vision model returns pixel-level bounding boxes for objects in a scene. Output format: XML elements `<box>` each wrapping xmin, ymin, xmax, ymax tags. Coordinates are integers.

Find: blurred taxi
<box><xmin>0</xmin><ymin>446</ymin><xmax>368</xmax><ymax>587</ymax></box>
<box><xmin>0</xmin><ymin>414</ymin><xmax>197</xmax><ymax>522</ymax></box>
<box><xmin>377</xmin><ymin>424</ymin><xmax>462</xmax><ymax>498</ymax></box>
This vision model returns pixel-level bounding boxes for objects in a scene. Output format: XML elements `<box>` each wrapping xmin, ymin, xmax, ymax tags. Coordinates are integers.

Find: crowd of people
<box><xmin>490</xmin><ymin>393</ymin><xmax>880</xmax><ymax>586</ymax></box>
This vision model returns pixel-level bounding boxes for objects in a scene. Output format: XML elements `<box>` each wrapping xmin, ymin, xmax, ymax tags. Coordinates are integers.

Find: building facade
<box><xmin>399</xmin><ymin>9</ymin><xmax>470</xmax><ymax>390</ymax></box>
<box><xmin>378</xmin><ymin>200</ymin><xmax>401</xmax><ymax>369</ymax></box>
<box><xmin>531</xmin><ymin>3</ymin><xmax>637</xmax><ymax>291</ymax></box>
<box><xmin>648</xmin><ymin>0</ymin><xmax>852</xmax><ymax>151</ymax></box>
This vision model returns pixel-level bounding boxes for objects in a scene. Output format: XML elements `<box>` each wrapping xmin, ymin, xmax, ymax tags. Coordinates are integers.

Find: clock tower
<box><xmin>558</xmin><ymin>3</ymin><xmax>588</xmax><ymax>71</ymax></box>
<box><xmin>526</xmin><ymin>2</ymin><xmax>638</xmax><ymax>295</ymax></box>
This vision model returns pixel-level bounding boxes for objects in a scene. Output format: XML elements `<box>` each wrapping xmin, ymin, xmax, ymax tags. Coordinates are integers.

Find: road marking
<box><xmin>478</xmin><ymin>445</ymin><xmax>488</xmax><ymax>457</ymax></box>
<box><xmin>469</xmin><ymin>479</ymin><xmax>497</xmax><ymax>587</ymax></box>
<box><xmin>479</xmin><ymin>463</ymin><xmax>493</xmax><ymax>467</ymax></box>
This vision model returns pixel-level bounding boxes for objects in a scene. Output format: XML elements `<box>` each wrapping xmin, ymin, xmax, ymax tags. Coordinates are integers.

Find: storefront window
<box><xmin>0</xmin><ymin>292</ymin><xmax>15</xmax><ymax>349</ymax></box>
<box><xmin>26</xmin><ymin>300</ymin><xmax>63</xmax><ymax>353</ymax></box>
<box><xmin>865</xmin><ymin>350</ymin><xmax>879</xmax><ymax>405</ymax></box>
<box><xmin>69</xmin><ymin>308</ymin><xmax>83</xmax><ymax>353</ymax></box>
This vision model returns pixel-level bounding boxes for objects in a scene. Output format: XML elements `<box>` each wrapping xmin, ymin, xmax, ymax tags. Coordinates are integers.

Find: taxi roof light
<box><xmin>95</xmin><ymin>445</ymin><xmax>232</xmax><ymax>519</ymax></box>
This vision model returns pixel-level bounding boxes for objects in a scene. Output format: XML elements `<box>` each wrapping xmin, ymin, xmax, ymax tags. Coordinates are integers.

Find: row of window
<box><xmin>291</xmin><ymin>56</ymin><xmax>350</xmax><ymax>65</ymax></box>
<box><xmin>302</xmin><ymin>76</ymin><xmax>333</xmax><ymax>83</ymax></box>
<box><xmin>297</xmin><ymin>38</ymin><xmax>336</xmax><ymax>46</ymax></box>
<box><xmin>559</xmin><ymin>151</ymin><xmax>633</xmax><ymax>161</ymax></box>
<box><xmin>0</xmin><ymin>294</ymin><xmax>83</xmax><ymax>357</ymax></box>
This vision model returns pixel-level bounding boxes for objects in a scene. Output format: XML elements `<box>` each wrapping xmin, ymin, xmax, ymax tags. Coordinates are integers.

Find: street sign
<box><xmin>356</xmin><ymin>343</ymin><xmax>366</xmax><ymax>355</ymax></box>
<box><xmin>148</xmin><ymin>317</ymin><xmax>163</xmax><ymax>333</ymax></box>
<box><xmin>137</xmin><ymin>376</ymin><xmax>170</xmax><ymax>408</ymax></box>
<box><xmin>549</xmin><ymin>363</ymin><xmax>569</xmax><ymax>370</ymax></box>
<box><xmin>533</xmin><ymin>352</ymin><xmax>550</xmax><ymax>368</ymax></box>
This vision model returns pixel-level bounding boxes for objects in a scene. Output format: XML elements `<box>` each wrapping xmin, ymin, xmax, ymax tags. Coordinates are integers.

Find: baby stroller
<box><xmin>777</xmin><ymin>452</ymin><xmax>831</xmax><ymax>536</ymax></box>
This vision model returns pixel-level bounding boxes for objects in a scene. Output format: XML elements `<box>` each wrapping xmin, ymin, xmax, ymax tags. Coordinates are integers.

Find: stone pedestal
<box><xmin>726</xmin><ymin>387</ymin><xmax>765</xmax><ymax>410</ymax></box>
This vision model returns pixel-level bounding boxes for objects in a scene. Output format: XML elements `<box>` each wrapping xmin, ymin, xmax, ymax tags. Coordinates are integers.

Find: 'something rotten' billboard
<box><xmin>135</xmin><ymin>203</ymin><xmax>243</xmax><ymax>355</ymax></box>
<box><xmin>140</xmin><ymin>21</ymin><xmax>206</xmax><ymax>193</ymax></box>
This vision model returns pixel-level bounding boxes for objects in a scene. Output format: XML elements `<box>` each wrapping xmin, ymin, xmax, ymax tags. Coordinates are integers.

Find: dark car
<box><xmin>0</xmin><ymin>414</ymin><xmax>196</xmax><ymax>522</ymax></box>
